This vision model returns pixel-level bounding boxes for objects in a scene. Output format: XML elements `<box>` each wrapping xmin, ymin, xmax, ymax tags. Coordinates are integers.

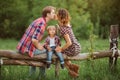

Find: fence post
<box><xmin>55</xmin><ymin>59</ymin><xmax>60</xmax><ymax>78</ymax></box>
<box><xmin>109</xmin><ymin>25</ymin><xmax>119</xmax><ymax>70</ymax></box>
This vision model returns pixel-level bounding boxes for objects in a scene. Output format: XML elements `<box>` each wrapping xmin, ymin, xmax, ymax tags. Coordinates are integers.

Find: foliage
<box><xmin>0</xmin><ymin>0</ymin><xmax>120</xmax><ymax>39</ymax></box>
<box><xmin>88</xmin><ymin>0</ymin><xmax>120</xmax><ymax>39</ymax></box>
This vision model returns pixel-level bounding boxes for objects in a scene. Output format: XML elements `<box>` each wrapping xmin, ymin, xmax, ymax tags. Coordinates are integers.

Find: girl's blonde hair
<box><xmin>57</xmin><ymin>8</ymin><xmax>71</xmax><ymax>26</ymax></box>
<box><xmin>47</xmin><ymin>25</ymin><xmax>56</xmax><ymax>31</ymax></box>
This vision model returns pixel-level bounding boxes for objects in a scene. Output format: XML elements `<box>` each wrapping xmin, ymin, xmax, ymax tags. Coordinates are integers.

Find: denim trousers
<box><xmin>29</xmin><ymin>49</ymin><xmax>46</xmax><ymax>79</ymax></box>
<box><xmin>47</xmin><ymin>46</ymin><xmax>64</xmax><ymax>64</ymax></box>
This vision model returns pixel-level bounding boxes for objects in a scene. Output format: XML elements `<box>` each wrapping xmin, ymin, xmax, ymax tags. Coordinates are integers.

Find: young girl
<box><xmin>44</xmin><ymin>25</ymin><xmax>64</xmax><ymax>69</ymax></box>
<box><xmin>56</xmin><ymin>8</ymin><xmax>81</xmax><ymax>77</ymax></box>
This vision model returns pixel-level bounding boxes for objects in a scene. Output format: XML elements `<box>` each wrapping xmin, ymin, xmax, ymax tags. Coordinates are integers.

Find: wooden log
<box><xmin>1</xmin><ymin>59</ymin><xmax>45</xmax><ymax>67</ymax></box>
<box><xmin>65</xmin><ymin>50</ymin><xmax>119</xmax><ymax>60</ymax></box>
<box><xmin>0</xmin><ymin>50</ymin><xmax>120</xmax><ymax>61</ymax></box>
<box><xmin>0</xmin><ymin>50</ymin><xmax>47</xmax><ymax>61</ymax></box>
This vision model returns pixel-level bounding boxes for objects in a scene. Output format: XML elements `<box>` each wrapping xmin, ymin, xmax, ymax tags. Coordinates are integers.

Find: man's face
<box><xmin>48</xmin><ymin>9</ymin><xmax>56</xmax><ymax>20</ymax></box>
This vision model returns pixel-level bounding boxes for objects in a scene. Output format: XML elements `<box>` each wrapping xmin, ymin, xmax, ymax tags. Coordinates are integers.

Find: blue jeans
<box><xmin>29</xmin><ymin>49</ymin><xmax>46</xmax><ymax>79</ymax></box>
<box><xmin>47</xmin><ymin>46</ymin><xmax>64</xmax><ymax>64</ymax></box>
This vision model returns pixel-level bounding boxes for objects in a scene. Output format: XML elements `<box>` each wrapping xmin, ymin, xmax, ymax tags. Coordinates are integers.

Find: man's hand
<box><xmin>32</xmin><ymin>38</ymin><xmax>45</xmax><ymax>50</ymax></box>
<box><xmin>38</xmin><ymin>45</ymin><xmax>45</xmax><ymax>50</ymax></box>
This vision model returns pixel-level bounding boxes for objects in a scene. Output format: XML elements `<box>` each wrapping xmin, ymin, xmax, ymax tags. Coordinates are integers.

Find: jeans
<box><xmin>47</xmin><ymin>46</ymin><xmax>64</xmax><ymax>64</ymax></box>
<box><xmin>29</xmin><ymin>49</ymin><xmax>46</xmax><ymax>79</ymax></box>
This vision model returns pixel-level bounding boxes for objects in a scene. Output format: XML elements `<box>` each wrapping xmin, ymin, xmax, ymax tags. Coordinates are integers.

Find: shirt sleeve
<box><xmin>43</xmin><ymin>37</ymin><xmax>49</xmax><ymax>49</ymax></box>
<box><xmin>60</xmin><ymin>27</ymin><xmax>68</xmax><ymax>36</ymax></box>
<box><xmin>58</xmin><ymin>37</ymin><xmax>61</xmax><ymax>46</ymax></box>
<box><xmin>32</xmin><ymin>22</ymin><xmax>44</xmax><ymax>40</ymax></box>
<box><xmin>56</xmin><ymin>36</ymin><xmax>61</xmax><ymax>46</ymax></box>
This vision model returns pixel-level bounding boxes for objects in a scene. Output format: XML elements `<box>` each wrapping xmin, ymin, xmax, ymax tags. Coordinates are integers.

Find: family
<box><xmin>16</xmin><ymin>6</ymin><xmax>81</xmax><ymax>79</ymax></box>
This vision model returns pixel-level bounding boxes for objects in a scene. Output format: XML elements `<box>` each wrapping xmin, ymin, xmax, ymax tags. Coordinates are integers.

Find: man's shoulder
<box><xmin>34</xmin><ymin>17</ymin><xmax>44</xmax><ymax>23</ymax></box>
<box><xmin>31</xmin><ymin>17</ymin><xmax>46</xmax><ymax>26</ymax></box>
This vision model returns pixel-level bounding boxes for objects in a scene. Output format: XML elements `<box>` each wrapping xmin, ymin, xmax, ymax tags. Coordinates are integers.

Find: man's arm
<box><xmin>32</xmin><ymin>38</ymin><xmax>44</xmax><ymax>50</ymax></box>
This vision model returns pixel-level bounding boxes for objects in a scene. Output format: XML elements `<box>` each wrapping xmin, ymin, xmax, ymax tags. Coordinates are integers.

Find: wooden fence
<box><xmin>0</xmin><ymin>25</ymin><xmax>119</xmax><ymax>79</ymax></box>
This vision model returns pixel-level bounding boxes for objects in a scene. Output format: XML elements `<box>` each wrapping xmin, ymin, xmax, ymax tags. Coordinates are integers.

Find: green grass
<box><xmin>0</xmin><ymin>39</ymin><xmax>120</xmax><ymax>80</ymax></box>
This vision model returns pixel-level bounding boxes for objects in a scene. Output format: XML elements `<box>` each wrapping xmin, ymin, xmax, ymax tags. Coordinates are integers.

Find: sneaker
<box><xmin>61</xmin><ymin>64</ymin><xmax>64</xmax><ymax>69</ymax></box>
<box><xmin>47</xmin><ymin>63</ymin><xmax>51</xmax><ymax>69</ymax></box>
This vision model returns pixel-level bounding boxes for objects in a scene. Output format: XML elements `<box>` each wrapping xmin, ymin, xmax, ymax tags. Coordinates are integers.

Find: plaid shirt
<box><xmin>17</xmin><ymin>17</ymin><xmax>46</xmax><ymax>57</ymax></box>
<box><xmin>44</xmin><ymin>36</ymin><xmax>61</xmax><ymax>49</ymax></box>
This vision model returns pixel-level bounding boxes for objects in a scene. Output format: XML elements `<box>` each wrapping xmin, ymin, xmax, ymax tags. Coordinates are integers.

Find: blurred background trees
<box><xmin>0</xmin><ymin>0</ymin><xmax>120</xmax><ymax>40</ymax></box>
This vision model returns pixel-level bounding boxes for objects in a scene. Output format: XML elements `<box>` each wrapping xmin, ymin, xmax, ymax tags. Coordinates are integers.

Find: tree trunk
<box><xmin>109</xmin><ymin>25</ymin><xmax>119</xmax><ymax>69</ymax></box>
<box><xmin>0</xmin><ymin>59</ymin><xmax>1</xmax><ymax>80</ymax></box>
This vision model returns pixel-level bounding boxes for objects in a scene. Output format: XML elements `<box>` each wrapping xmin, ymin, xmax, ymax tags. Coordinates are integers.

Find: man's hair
<box><xmin>42</xmin><ymin>6</ymin><xmax>56</xmax><ymax>17</ymax></box>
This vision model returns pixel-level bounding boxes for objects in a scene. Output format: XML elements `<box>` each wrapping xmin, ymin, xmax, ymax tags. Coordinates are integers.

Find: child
<box><xmin>44</xmin><ymin>25</ymin><xmax>64</xmax><ymax>69</ymax></box>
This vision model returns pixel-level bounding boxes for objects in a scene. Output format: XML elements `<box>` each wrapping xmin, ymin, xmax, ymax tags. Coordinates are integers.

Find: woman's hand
<box><xmin>55</xmin><ymin>46</ymin><xmax>62</xmax><ymax>52</ymax></box>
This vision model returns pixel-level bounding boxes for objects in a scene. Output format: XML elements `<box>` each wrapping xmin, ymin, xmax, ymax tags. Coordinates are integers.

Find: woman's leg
<box><xmin>65</xmin><ymin>60</ymin><xmax>79</xmax><ymax>78</ymax></box>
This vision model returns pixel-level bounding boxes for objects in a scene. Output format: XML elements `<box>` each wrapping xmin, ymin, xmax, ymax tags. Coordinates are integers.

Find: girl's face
<box><xmin>48</xmin><ymin>27</ymin><xmax>56</xmax><ymax>36</ymax></box>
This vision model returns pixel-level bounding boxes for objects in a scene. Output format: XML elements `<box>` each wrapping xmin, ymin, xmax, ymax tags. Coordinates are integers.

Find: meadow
<box><xmin>0</xmin><ymin>39</ymin><xmax>120</xmax><ymax>80</ymax></box>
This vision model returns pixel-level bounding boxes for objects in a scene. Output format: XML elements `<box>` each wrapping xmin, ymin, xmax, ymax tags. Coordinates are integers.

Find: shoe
<box><xmin>61</xmin><ymin>64</ymin><xmax>64</xmax><ymax>69</ymax></box>
<box><xmin>47</xmin><ymin>63</ymin><xmax>51</xmax><ymax>69</ymax></box>
<box><xmin>68</xmin><ymin>70</ymin><xmax>79</xmax><ymax>78</ymax></box>
<box><xmin>69</xmin><ymin>64</ymin><xmax>79</xmax><ymax>73</ymax></box>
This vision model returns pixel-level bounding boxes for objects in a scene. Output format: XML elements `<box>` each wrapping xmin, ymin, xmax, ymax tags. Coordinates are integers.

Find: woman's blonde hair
<box><xmin>57</xmin><ymin>8</ymin><xmax>71</xmax><ymax>26</ymax></box>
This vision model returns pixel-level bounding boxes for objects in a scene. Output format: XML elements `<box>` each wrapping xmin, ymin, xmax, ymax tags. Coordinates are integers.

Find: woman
<box><xmin>56</xmin><ymin>8</ymin><xmax>81</xmax><ymax>78</ymax></box>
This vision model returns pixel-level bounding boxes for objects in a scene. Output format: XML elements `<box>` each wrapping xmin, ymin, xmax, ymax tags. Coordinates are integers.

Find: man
<box><xmin>16</xmin><ymin>6</ymin><xmax>56</xmax><ymax>79</ymax></box>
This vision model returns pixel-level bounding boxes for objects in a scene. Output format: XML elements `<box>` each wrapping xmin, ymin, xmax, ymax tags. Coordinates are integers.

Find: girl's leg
<box><xmin>55</xmin><ymin>52</ymin><xmax>64</xmax><ymax>69</ymax></box>
<box><xmin>47</xmin><ymin>51</ymin><xmax>53</xmax><ymax>68</ymax></box>
<box><xmin>47</xmin><ymin>51</ymin><xmax>53</xmax><ymax>63</ymax></box>
<box><xmin>55</xmin><ymin>52</ymin><xmax>64</xmax><ymax>64</ymax></box>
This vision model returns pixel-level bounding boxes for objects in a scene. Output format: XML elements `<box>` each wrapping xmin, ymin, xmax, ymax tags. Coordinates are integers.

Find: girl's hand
<box><xmin>47</xmin><ymin>46</ymin><xmax>52</xmax><ymax>51</ymax></box>
<box><xmin>55</xmin><ymin>46</ymin><xmax>62</xmax><ymax>52</ymax></box>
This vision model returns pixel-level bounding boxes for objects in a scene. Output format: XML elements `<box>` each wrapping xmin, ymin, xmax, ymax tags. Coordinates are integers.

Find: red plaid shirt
<box><xmin>17</xmin><ymin>17</ymin><xmax>46</xmax><ymax>57</ymax></box>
